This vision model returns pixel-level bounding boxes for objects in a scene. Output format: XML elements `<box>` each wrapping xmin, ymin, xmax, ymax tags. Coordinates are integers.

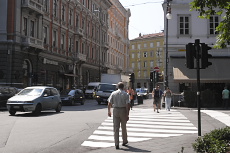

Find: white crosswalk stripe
<box><xmin>81</xmin><ymin>108</ymin><xmax>197</xmax><ymax>148</ymax></box>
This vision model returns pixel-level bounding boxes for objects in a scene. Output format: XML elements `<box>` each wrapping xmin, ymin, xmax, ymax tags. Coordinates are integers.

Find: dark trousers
<box><xmin>222</xmin><ymin>99</ymin><xmax>229</xmax><ymax>109</ymax></box>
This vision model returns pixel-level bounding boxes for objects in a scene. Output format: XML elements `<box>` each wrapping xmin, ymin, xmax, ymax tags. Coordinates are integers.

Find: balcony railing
<box><xmin>21</xmin><ymin>36</ymin><xmax>43</xmax><ymax>49</ymax></box>
<box><xmin>21</xmin><ymin>0</ymin><xmax>43</xmax><ymax>15</ymax></box>
<box><xmin>102</xmin><ymin>42</ymin><xmax>109</xmax><ymax>49</ymax></box>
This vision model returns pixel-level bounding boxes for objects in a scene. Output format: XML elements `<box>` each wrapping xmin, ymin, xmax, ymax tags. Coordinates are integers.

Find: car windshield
<box><xmin>68</xmin><ymin>90</ymin><xmax>75</xmax><ymax>96</ymax></box>
<box><xmin>18</xmin><ymin>88</ymin><xmax>43</xmax><ymax>96</ymax></box>
<box><xmin>98</xmin><ymin>84</ymin><xmax>116</xmax><ymax>91</ymax></box>
<box><xmin>60</xmin><ymin>90</ymin><xmax>71</xmax><ymax>96</ymax></box>
<box><xmin>87</xmin><ymin>86</ymin><xmax>95</xmax><ymax>90</ymax></box>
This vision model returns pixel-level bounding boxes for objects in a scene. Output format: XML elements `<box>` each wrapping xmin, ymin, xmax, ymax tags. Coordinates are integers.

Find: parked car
<box><xmin>6</xmin><ymin>86</ymin><xmax>62</xmax><ymax>116</ymax></box>
<box><xmin>136</xmin><ymin>88</ymin><xmax>149</xmax><ymax>99</ymax></box>
<box><xmin>60</xmin><ymin>89</ymin><xmax>85</xmax><ymax>105</ymax></box>
<box><xmin>0</xmin><ymin>86</ymin><xmax>19</xmax><ymax>107</ymax></box>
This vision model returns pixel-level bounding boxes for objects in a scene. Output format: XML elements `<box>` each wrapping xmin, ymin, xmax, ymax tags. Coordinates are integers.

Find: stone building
<box><xmin>0</xmin><ymin>0</ymin><xmax>130</xmax><ymax>90</ymax></box>
<box><xmin>130</xmin><ymin>32</ymin><xmax>165</xmax><ymax>91</ymax></box>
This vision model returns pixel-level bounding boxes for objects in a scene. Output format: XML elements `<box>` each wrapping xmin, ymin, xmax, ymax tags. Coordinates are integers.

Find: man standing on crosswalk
<box><xmin>108</xmin><ymin>82</ymin><xmax>130</xmax><ymax>149</ymax></box>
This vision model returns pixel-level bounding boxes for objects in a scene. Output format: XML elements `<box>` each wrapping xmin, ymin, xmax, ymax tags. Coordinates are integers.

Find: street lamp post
<box><xmin>165</xmin><ymin>0</ymin><xmax>172</xmax><ymax>89</ymax></box>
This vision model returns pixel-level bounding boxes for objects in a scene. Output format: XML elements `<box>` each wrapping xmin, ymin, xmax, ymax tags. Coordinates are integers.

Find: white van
<box><xmin>85</xmin><ymin>82</ymin><xmax>100</xmax><ymax>98</ymax></box>
<box><xmin>95</xmin><ymin>83</ymin><xmax>117</xmax><ymax>104</ymax></box>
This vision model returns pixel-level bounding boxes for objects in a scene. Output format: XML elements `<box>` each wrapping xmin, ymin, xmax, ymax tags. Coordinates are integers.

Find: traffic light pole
<box><xmin>195</xmin><ymin>39</ymin><xmax>201</xmax><ymax>136</ymax></box>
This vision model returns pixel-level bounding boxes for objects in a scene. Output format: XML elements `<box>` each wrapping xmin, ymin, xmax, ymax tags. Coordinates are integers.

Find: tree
<box><xmin>190</xmin><ymin>0</ymin><xmax>230</xmax><ymax>48</ymax></box>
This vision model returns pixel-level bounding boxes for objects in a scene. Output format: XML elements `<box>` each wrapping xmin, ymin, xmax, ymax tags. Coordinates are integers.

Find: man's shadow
<box><xmin>120</xmin><ymin>145</ymin><xmax>151</xmax><ymax>152</ymax></box>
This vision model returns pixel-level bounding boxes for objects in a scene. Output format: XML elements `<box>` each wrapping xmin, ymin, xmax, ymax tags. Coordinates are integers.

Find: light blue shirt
<box><xmin>222</xmin><ymin>89</ymin><xmax>229</xmax><ymax>99</ymax></box>
<box><xmin>108</xmin><ymin>89</ymin><xmax>130</xmax><ymax>108</ymax></box>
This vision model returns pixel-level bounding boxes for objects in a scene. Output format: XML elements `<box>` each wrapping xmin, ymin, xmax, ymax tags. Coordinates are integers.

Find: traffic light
<box><xmin>129</xmin><ymin>73</ymin><xmax>135</xmax><ymax>83</ymax></box>
<box><xmin>150</xmin><ymin>71</ymin><xmax>153</xmax><ymax>82</ymax></box>
<box><xmin>186</xmin><ymin>43</ymin><xmax>195</xmax><ymax>69</ymax></box>
<box><xmin>201</xmin><ymin>43</ymin><xmax>212</xmax><ymax>69</ymax></box>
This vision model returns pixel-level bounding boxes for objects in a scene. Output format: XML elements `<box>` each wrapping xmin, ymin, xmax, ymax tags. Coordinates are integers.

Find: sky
<box><xmin>119</xmin><ymin>0</ymin><xmax>165</xmax><ymax>40</ymax></box>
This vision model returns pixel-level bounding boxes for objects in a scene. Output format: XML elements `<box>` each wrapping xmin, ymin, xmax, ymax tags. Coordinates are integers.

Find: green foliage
<box><xmin>192</xmin><ymin>126</ymin><xmax>230</xmax><ymax>153</ymax></box>
<box><xmin>190</xmin><ymin>0</ymin><xmax>230</xmax><ymax>48</ymax></box>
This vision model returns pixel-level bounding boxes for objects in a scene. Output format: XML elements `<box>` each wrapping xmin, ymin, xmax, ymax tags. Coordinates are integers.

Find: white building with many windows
<box><xmin>163</xmin><ymin>0</ymin><xmax>230</xmax><ymax>96</ymax></box>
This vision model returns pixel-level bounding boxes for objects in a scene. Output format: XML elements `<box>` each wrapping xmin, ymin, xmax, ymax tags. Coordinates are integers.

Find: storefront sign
<box><xmin>43</xmin><ymin>58</ymin><xmax>58</xmax><ymax>65</ymax></box>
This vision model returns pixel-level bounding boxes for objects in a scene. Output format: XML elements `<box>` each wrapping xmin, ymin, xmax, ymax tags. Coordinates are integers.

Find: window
<box><xmin>62</xmin><ymin>5</ymin><xmax>65</xmax><ymax>21</ymax></box>
<box><xmin>143</xmin><ymin>52</ymin><xmax>147</xmax><ymax>57</ymax></box>
<box><xmin>44</xmin><ymin>0</ymin><xmax>49</xmax><ymax>12</ymax></box>
<box><xmin>132</xmin><ymin>44</ymin><xmax>135</xmax><ymax>49</ymax></box>
<box><xmin>138</xmin><ymin>44</ymin><xmax>141</xmax><ymax>49</ymax></box>
<box><xmin>137</xmin><ymin>52</ymin><xmax>140</xmax><ymax>58</ymax></box>
<box><xmin>53</xmin><ymin>30</ymin><xmax>57</xmax><ymax>47</ymax></box>
<box><xmin>69</xmin><ymin>37</ymin><xmax>72</xmax><ymax>51</ymax></box>
<box><xmin>61</xmin><ymin>34</ymin><xmax>64</xmax><ymax>49</ymax></box>
<box><xmin>138</xmin><ymin>62</ymin><xmax>140</xmax><ymax>69</ymax></box>
<box><xmin>69</xmin><ymin>9</ymin><xmax>72</xmax><ymax>25</ymax></box>
<box><xmin>144</xmin><ymin>43</ymin><xmax>147</xmax><ymax>48</ymax></box>
<box><xmin>144</xmin><ymin>71</ymin><xmax>147</xmax><ymax>77</ymax></box>
<box><xmin>178</xmin><ymin>15</ymin><xmax>190</xmax><ymax>35</ymax></box>
<box><xmin>143</xmin><ymin>61</ymin><xmax>147</xmax><ymax>67</ymax></box>
<box><xmin>23</xmin><ymin>17</ymin><xmax>27</xmax><ymax>36</ymax></box>
<box><xmin>43</xmin><ymin>26</ymin><xmax>48</xmax><ymax>44</ymax></box>
<box><xmin>30</xmin><ymin>20</ymin><xmax>35</xmax><ymax>37</ymax></box>
<box><xmin>150</xmin><ymin>61</ymin><xmax>154</xmax><ymax>67</ymax></box>
<box><xmin>150</xmin><ymin>51</ymin><xmax>154</xmax><ymax>57</ymax></box>
<box><xmin>209</xmin><ymin>15</ymin><xmax>219</xmax><ymax>35</ymax></box>
<box><xmin>132</xmin><ymin>62</ymin><xmax>135</xmax><ymax>69</ymax></box>
<box><xmin>53</xmin><ymin>0</ymin><xmax>58</xmax><ymax>17</ymax></box>
<box><xmin>131</xmin><ymin>53</ymin><xmax>135</xmax><ymax>58</ymax></box>
<box><xmin>157</xmin><ymin>42</ymin><xmax>160</xmax><ymax>47</ymax></box>
<box><xmin>150</xmin><ymin>42</ymin><xmax>154</xmax><ymax>48</ymax></box>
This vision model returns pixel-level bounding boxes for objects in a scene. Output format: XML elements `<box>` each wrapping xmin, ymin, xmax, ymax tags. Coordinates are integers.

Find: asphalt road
<box><xmin>0</xmin><ymin>97</ymin><xmax>229</xmax><ymax>153</ymax></box>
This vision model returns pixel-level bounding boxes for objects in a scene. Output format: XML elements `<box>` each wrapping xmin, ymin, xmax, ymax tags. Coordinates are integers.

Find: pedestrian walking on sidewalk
<box><xmin>108</xmin><ymin>82</ymin><xmax>130</xmax><ymax>149</ymax></box>
<box><xmin>164</xmin><ymin>87</ymin><xmax>173</xmax><ymax>111</ymax></box>
<box><xmin>127</xmin><ymin>86</ymin><xmax>136</xmax><ymax>110</ymax></box>
<box><xmin>222</xmin><ymin>86</ymin><xmax>229</xmax><ymax>109</ymax></box>
<box><xmin>152</xmin><ymin>85</ymin><xmax>163</xmax><ymax>113</ymax></box>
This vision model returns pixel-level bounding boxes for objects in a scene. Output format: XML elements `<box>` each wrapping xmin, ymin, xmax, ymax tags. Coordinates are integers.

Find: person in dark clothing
<box><xmin>152</xmin><ymin>85</ymin><xmax>163</xmax><ymax>113</ymax></box>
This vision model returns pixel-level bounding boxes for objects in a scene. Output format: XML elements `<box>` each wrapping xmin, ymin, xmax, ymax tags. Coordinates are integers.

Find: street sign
<box><xmin>154</xmin><ymin>66</ymin><xmax>160</xmax><ymax>72</ymax></box>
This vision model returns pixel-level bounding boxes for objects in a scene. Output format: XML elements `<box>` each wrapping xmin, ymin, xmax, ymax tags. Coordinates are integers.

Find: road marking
<box><xmin>81</xmin><ymin>108</ymin><xmax>197</xmax><ymax>148</ymax></box>
<box><xmin>199</xmin><ymin>110</ymin><xmax>230</xmax><ymax>126</ymax></box>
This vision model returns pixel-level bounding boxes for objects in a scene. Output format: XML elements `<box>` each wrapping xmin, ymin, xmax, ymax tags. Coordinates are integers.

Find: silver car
<box><xmin>7</xmin><ymin>86</ymin><xmax>62</xmax><ymax>116</ymax></box>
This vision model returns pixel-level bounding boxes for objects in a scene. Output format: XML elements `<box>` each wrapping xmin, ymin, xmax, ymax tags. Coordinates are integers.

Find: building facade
<box><xmin>108</xmin><ymin>0</ymin><xmax>131</xmax><ymax>75</ymax></box>
<box><xmin>162</xmin><ymin>0</ymin><xmax>230</xmax><ymax>94</ymax></box>
<box><xmin>0</xmin><ymin>0</ymin><xmax>130</xmax><ymax>90</ymax></box>
<box><xmin>129</xmin><ymin>33</ymin><xmax>165</xmax><ymax>91</ymax></box>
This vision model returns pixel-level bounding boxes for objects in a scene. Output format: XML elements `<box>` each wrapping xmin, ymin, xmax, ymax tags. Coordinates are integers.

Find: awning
<box><xmin>64</xmin><ymin>74</ymin><xmax>78</xmax><ymax>77</ymax></box>
<box><xmin>172</xmin><ymin>57</ymin><xmax>230</xmax><ymax>83</ymax></box>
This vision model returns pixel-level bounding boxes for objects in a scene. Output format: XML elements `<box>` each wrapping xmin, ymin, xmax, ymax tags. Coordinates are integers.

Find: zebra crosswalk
<box><xmin>81</xmin><ymin>108</ymin><xmax>197</xmax><ymax>148</ymax></box>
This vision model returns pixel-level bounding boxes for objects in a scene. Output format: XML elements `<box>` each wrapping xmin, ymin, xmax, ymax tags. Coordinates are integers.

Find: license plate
<box><xmin>13</xmin><ymin>106</ymin><xmax>20</xmax><ymax>109</ymax></box>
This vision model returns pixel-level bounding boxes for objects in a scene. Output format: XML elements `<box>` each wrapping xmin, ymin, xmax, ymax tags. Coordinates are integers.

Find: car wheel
<box><xmin>81</xmin><ymin>99</ymin><xmax>85</xmax><ymax>105</ymax></box>
<box><xmin>33</xmin><ymin>104</ymin><xmax>42</xmax><ymax>116</ymax></box>
<box><xmin>9</xmin><ymin>110</ymin><xmax>16</xmax><ymax>116</ymax></box>
<box><xmin>55</xmin><ymin>103</ymin><xmax>62</xmax><ymax>112</ymax></box>
<box><xmin>98</xmin><ymin>101</ymin><xmax>101</xmax><ymax>105</ymax></box>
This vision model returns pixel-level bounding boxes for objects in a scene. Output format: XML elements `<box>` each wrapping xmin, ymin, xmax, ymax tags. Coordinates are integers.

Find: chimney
<box><xmin>139</xmin><ymin>33</ymin><xmax>141</xmax><ymax>37</ymax></box>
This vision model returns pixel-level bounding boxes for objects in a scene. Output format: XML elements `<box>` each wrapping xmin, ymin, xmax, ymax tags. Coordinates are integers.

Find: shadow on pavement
<box><xmin>120</xmin><ymin>145</ymin><xmax>151</xmax><ymax>152</ymax></box>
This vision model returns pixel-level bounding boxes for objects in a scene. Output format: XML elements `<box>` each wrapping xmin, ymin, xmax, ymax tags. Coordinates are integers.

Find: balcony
<box><xmin>21</xmin><ymin>0</ymin><xmax>43</xmax><ymax>15</ymax></box>
<box><xmin>102</xmin><ymin>42</ymin><xmax>109</xmax><ymax>49</ymax></box>
<box><xmin>76</xmin><ymin>28</ymin><xmax>84</xmax><ymax>37</ymax></box>
<box><xmin>21</xmin><ymin>36</ymin><xmax>43</xmax><ymax>50</ymax></box>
